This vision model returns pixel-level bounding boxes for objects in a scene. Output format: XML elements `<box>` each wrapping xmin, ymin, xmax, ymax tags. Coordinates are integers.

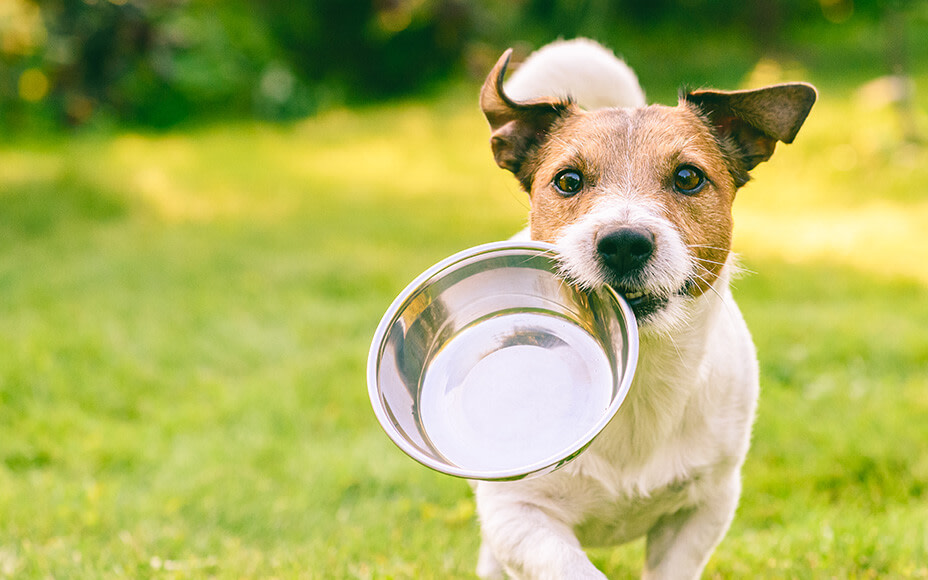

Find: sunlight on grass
<box><xmin>105</xmin><ymin>132</ymin><xmax>295</xmax><ymax>222</ymax></box>
<box><xmin>0</xmin><ymin>103</ymin><xmax>522</xmax><ymax>225</ymax></box>
<box><xmin>0</xmin><ymin>151</ymin><xmax>60</xmax><ymax>187</ymax></box>
<box><xmin>736</xmin><ymin>201</ymin><xmax>928</xmax><ymax>284</ymax></box>
<box><xmin>734</xmin><ymin>83</ymin><xmax>928</xmax><ymax>285</ymax></box>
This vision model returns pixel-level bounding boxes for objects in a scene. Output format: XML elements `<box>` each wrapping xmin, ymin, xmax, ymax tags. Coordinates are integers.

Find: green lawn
<box><xmin>2</xmin><ymin>59</ymin><xmax>928</xmax><ymax>578</ymax></box>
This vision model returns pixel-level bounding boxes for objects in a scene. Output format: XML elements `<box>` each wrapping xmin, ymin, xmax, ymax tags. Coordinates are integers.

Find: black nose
<box><xmin>596</xmin><ymin>227</ymin><xmax>655</xmax><ymax>277</ymax></box>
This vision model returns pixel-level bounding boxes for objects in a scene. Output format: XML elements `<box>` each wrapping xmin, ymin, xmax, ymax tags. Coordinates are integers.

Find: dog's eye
<box><xmin>554</xmin><ymin>169</ymin><xmax>584</xmax><ymax>196</ymax></box>
<box><xmin>673</xmin><ymin>165</ymin><xmax>706</xmax><ymax>195</ymax></box>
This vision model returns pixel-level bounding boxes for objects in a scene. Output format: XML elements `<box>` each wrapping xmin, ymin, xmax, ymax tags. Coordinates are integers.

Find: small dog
<box><xmin>473</xmin><ymin>39</ymin><xmax>816</xmax><ymax>579</ymax></box>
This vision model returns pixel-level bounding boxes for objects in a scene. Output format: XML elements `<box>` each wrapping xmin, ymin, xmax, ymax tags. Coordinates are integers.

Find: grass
<box><xmin>2</xmin><ymin>40</ymin><xmax>928</xmax><ymax>578</ymax></box>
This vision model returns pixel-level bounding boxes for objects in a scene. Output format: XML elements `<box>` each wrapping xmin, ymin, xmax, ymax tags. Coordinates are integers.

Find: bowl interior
<box><xmin>368</xmin><ymin>242</ymin><xmax>637</xmax><ymax>480</ymax></box>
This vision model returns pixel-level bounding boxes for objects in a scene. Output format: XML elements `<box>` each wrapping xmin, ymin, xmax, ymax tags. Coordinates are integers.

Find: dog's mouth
<box><xmin>551</xmin><ymin>242</ymin><xmax>697</xmax><ymax>324</ymax></box>
<box><xmin>610</xmin><ymin>285</ymin><xmax>668</xmax><ymax>319</ymax></box>
<box><xmin>610</xmin><ymin>281</ymin><xmax>695</xmax><ymax>321</ymax></box>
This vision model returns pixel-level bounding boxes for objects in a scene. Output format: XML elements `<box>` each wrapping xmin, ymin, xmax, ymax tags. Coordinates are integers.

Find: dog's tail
<box><xmin>503</xmin><ymin>38</ymin><xmax>646</xmax><ymax>110</ymax></box>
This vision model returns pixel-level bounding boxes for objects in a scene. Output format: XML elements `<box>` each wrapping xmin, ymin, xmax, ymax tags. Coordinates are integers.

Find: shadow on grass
<box><xmin>0</xmin><ymin>172</ymin><xmax>128</xmax><ymax>241</ymax></box>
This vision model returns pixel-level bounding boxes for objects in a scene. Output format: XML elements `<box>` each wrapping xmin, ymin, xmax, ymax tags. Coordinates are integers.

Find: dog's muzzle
<box><xmin>595</xmin><ymin>226</ymin><xmax>673</xmax><ymax>319</ymax></box>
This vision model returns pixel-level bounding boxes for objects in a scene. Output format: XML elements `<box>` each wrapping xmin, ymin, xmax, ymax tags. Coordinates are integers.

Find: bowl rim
<box><xmin>367</xmin><ymin>240</ymin><xmax>639</xmax><ymax>481</ymax></box>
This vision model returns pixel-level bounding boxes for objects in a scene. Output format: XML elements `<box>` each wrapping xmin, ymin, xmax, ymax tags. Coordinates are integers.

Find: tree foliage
<box><xmin>0</xmin><ymin>0</ymin><xmax>913</xmax><ymax>129</ymax></box>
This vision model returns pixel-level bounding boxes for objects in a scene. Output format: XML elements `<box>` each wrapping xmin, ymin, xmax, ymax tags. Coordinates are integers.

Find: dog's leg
<box><xmin>475</xmin><ymin>487</ymin><xmax>606</xmax><ymax>580</ymax></box>
<box><xmin>476</xmin><ymin>530</ymin><xmax>504</xmax><ymax>579</ymax></box>
<box><xmin>642</xmin><ymin>473</ymin><xmax>741</xmax><ymax>580</ymax></box>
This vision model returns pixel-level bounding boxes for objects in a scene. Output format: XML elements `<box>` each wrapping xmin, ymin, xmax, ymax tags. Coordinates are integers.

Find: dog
<box><xmin>472</xmin><ymin>39</ymin><xmax>816</xmax><ymax>579</ymax></box>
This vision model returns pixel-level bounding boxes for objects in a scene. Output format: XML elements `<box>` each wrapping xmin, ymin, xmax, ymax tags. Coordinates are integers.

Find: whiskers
<box><xmin>686</xmin><ymin>258</ymin><xmax>742</xmax><ymax>326</ymax></box>
<box><xmin>686</xmin><ymin>244</ymin><xmax>756</xmax><ymax>277</ymax></box>
<box><xmin>516</xmin><ymin>244</ymin><xmax>560</xmax><ymax>268</ymax></box>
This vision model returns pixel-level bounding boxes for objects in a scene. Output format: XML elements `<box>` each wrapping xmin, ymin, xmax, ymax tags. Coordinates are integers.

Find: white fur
<box><xmin>504</xmin><ymin>38</ymin><xmax>646</xmax><ymax>110</ymax></box>
<box><xmin>474</xmin><ymin>40</ymin><xmax>760</xmax><ymax>579</ymax></box>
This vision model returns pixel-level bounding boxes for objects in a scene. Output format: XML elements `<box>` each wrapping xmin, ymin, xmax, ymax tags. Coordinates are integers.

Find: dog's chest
<box><xmin>560</xmin><ymin>362</ymin><xmax>730</xmax><ymax>547</ymax></box>
<box><xmin>573</xmin><ymin>474</ymin><xmax>702</xmax><ymax>547</ymax></box>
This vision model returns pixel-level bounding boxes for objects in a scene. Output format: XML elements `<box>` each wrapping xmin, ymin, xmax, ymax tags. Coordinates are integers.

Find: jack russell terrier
<box><xmin>472</xmin><ymin>39</ymin><xmax>816</xmax><ymax>579</ymax></box>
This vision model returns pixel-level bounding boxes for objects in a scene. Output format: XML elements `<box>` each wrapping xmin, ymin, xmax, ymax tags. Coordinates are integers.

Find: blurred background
<box><xmin>1</xmin><ymin>0</ymin><xmax>925</xmax><ymax>129</ymax></box>
<box><xmin>1</xmin><ymin>1</ymin><xmax>927</xmax><ymax>578</ymax></box>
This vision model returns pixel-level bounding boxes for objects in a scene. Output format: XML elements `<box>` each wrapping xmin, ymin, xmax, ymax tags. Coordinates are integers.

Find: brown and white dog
<box><xmin>472</xmin><ymin>39</ymin><xmax>816</xmax><ymax>579</ymax></box>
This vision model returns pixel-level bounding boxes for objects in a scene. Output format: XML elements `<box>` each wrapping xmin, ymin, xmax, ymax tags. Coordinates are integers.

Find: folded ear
<box><xmin>480</xmin><ymin>49</ymin><xmax>575</xmax><ymax>188</ymax></box>
<box><xmin>684</xmin><ymin>83</ymin><xmax>817</xmax><ymax>185</ymax></box>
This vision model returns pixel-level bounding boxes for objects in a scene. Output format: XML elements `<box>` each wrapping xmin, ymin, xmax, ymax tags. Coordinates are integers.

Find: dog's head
<box><xmin>481</xmin><ymin>49</ymin><xmax>816</xmax><ymax>332</ymax></box>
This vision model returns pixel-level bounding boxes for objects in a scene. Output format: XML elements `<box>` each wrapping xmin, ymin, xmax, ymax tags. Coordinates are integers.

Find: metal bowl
<box><xmin>367</xmin><ymin>241</ymin><xmax>638</xmax><ymax>481</ymax></box>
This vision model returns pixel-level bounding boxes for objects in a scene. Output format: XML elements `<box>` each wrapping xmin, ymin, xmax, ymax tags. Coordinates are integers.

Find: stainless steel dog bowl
<box><xmin>367</xmin><ymin>241</ymin><xmax>638</xmax><ymax>481</ymax></box>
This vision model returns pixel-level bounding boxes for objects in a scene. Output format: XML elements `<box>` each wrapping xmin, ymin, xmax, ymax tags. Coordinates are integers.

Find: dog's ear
<box><xmin>684</xmin><ymin>83</ymin><xmax>817</xmax><ymax>186</ymax></box>
<box><xmin>480</xmin><ymin>49</ymin><xmax>574</xmax><ymax>189</ymax></box>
